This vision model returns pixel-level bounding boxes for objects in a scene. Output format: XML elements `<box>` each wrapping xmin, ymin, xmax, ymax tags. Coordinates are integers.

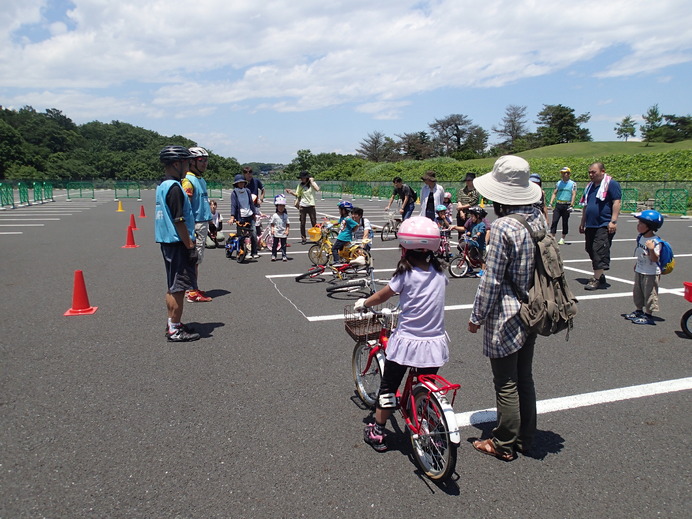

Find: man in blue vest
<box><xmin>182</xmin><ymin>146</ymin><xmax>213</xmax><ymax>302</ymax></box>
<box><xmin>155</xmin><ymin>146</ymin><xmax>201</xmax><ymax>342</ymax></box>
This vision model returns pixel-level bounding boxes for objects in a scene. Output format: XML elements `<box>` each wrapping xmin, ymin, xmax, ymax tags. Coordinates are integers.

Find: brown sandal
<box><xmin>472</xmin><ymin>439</ymin><xmax>514</xmax><ymax>461</ymax></box>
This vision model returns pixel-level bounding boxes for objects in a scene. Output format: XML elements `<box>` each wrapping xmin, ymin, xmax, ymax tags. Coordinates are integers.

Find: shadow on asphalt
<box><xmin>187</xmin><ymin>321</ymin><xmax>225</xmax><ymax>338</ymax></box>
<box><xmin>468</xmin><ymin>421</ymin><xmax>565</xmax><ymax>461</ymax></box>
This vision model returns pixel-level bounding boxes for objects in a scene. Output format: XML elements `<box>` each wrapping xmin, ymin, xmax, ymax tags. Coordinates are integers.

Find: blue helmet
<box><xmin>634</xmin><ymin>210</ymin><xmax>664</xmax><ymax>230</ymax></box>
<box><xmin>338</xmin><ymin>200</ymin><xmax>353</xmax><ymax>210</ymax></box>
<box><xmin>435</xmin><ymin>204</ymin><xmax>448</xmax><ymax>212</ymax></box>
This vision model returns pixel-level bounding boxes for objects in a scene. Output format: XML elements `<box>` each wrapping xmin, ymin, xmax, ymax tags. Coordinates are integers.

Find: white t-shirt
<box><xmin>353</xmin><ymin>217</ymin><xmax>372</xmax><ymax>241</ymax></box>
<box><xmin>635</xmin><ymin>234</ymin><xmax>661</xmax><ymax>275</ymax></box>
<box><xmin>271</xmin><ymin>212</ymin><xmax>290</xmax><ymax>238</ymax></box>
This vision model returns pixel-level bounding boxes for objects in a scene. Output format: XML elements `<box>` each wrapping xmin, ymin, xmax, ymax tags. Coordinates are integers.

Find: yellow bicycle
<box><xmin>307</xmin><ymin>223</ymin><xmax>371</xmax><ymax>267</ymax></box>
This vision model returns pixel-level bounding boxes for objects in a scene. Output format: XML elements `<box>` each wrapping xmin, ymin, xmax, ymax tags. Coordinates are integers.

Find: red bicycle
<box><xmin>448</xmin><ymin>235</ymin><xmax>485</xmax><ymax>278</ymax></box>
<box><xmin>346</xmin><ymin>304</ymin><xmax>461</xmax><ymax>481</ymax></box>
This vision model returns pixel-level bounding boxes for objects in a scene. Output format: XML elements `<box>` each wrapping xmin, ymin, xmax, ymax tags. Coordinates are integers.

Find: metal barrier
<box><xmin>263</xmin><ymin>182</ymin><xmax>286</xmax><ymax>198</ymax></box>
<box><xmin>655</xmin><ymin>189</ymin><xmax>689</xmax><ymax>215</ymax></box>
<box><xmin>17</xmin><ymin>182</ymin><xmax>30</xmax><ymax>206</ymax></box>
<box><xmin>0</xmin><ymin>183</ymin><xmax>15</xmax><ymax>209</ymax></box>
<box><xmin>320</xmin><ymin>182</ymin><xmax>342</xmax><ymax>199</ymax></box>
<box><xmin>114</xmin><ymin>181</ymin><xmax>141</xmax><ymax>200</ymax></box>
<box><xmin>207</xmin><ymin>181</ymin><xmax>224</xmax><ymax>200</ymax></box>
<box><xmin>620</xmin><ymin>188</ymin><xmax>638</xmax><ymax>213</ymax></box>
<box><xmin>66</xmin><ymin>182</ymin><xmax>96</xmax><ymax>200</ymax></box>
<box><xmin>32</xmin><ymin>182</ymin><xmax>44</xmax><ymax>204</ymax></box>
<box><xmin>43</xmin><ymin>182</ymin><xmax>54</xmax><ymax>201</ymax></box>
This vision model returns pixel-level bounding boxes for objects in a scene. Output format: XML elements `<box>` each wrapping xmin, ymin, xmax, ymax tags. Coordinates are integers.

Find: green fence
<box><xmin>207</xmin><ymin>181</ymin><xmax>224</xmax><ymax>200</ymax></box>
<box><xmin>320</xmin><ymin>182</ymin><xmax>342</xmax><ymax>199</ymax></box>
<box><xmin>42</xmin><ymin>182</ymin><xmax>54</xmax><ymax>201</ymax></box>
<box><xmin>32</xmin><ymin>182</ymin><xmax>44</xmax><ymax>204</ymax></box>
<box><xmin>114</xmin><ymin>181</ymin><xmax>141</xmax><ymax>200</ymax></box>
<box><xmin>17</xmin><ymin>182</ymin><xmax>30</xmax><ymax>205</ymax></box>
<box><xmin>66</xmin><ymin>182</ymin><xmax>96</xmax><ymax>200</ymax></box>
<box><xmin>263</xmin><ymin>182</ymin><xmax>286</xmax><ymax>199</ymax></box>
<box><xmin>620</xmin><ymin>188</ymin><xmax>638</xmax><ymax>213</ymax></box>
<box><xmin>655</xmin><ymin>189</ymin><xmax>689</xmax><ymax>215</ymax></box>
<box><xmin>0</xmin><ymin>183</ymin><xmax>15</xmax><ymax>209</ymax></box>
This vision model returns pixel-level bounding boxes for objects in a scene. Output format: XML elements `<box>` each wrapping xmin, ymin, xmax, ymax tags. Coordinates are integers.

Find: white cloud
<box><xmin>1</xmin><ymin>0</ymin><xmax>690</xmax><ymax>120</ymax></box>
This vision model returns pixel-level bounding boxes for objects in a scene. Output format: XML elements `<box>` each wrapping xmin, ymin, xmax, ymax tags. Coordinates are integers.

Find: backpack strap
<box><xmin>504</xmin><ymin>213</ymin><xmax>540</xmax><ymax>304</ymax></box>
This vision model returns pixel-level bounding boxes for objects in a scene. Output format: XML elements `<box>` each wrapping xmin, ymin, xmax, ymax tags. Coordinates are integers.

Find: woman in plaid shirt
<box><xmin>468</xmin><ymin>156</ymin><xmax>547</xmax><ymax>461</ymax></box>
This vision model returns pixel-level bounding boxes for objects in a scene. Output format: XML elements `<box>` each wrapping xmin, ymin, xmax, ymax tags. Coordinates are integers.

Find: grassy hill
<box><xmin>517</xmin><ymin>140</ymin><xmax>692</xmax><ymax>159</ymax></box>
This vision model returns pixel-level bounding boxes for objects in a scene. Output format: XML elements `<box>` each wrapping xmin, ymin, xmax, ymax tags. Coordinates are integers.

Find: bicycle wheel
<box><xmin>236</xmin><ymin>242</ymin><xmax>247</xmax><ymax>263</ymax></box>
<box><xmin>308</xmin><ymin>244</ymin><xmax>329</xmax><ymax>265</ymax></box>
<box><xmin>448</xmin><ymin>256</ymin><xmax>469</xmax><ymax>278</ymax></box>
<box><xmin>352</xmin><ymin>342</ymin><xmax>382</xmax><ymax>408</ymax></box>
<box><xmin>410</xmin><ymin>385</ymin><xmax>458</xmax><ymax>481</ymax></box>
<box><xmin>353</xmin><ymin>247</ymin><xmax>372</xmax><ymax>268</ymax></box>
<box><xmin>326</xmin><ymin>279</ymin><xmax>367</xmax><ymax>293</ymax></box>
<box><xmin>295</xmin><ymin>265</ymin><xmax>325</xmax><ymax>281</ymax></box>
<box><xmin>681</xmin><ymin>309</ymin><xmax>692</xmax><ymax>339</ymax></box>
<box><xmin>381</xmin><ymin>222</ymin><xmax>393</xmax><ymax>241</ymax></box>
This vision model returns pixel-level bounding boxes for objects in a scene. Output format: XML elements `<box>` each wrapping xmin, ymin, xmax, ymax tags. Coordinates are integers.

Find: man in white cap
<box><xmin>467</xmin><ymin>155</ymin><xmax>545</xmax><ymax>461</ymax></box>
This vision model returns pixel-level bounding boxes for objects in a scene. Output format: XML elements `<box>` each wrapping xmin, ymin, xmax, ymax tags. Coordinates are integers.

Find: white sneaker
<box><xmin>252</xmin><ymin>254</ymin><xmax>260</xmax><ymax>259</ymax></box>
<box><xmin>558</xmin><ymin>238</ymin><xmax>565</xmax><ymax>245</ymax></box>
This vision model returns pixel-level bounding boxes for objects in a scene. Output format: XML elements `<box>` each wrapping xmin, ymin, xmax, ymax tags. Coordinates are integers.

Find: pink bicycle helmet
<box><xmin>397</xmin><ymin>216</ymin><xmax>441</xmax><ymax>251</ymax></box>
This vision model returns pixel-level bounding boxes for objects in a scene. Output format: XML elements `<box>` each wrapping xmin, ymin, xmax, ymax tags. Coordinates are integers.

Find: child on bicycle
<box><xmin>354</xmin><ymin>216</ymin><xmax>449</xmax><ymax>452</ymax></box>
<box><xmin>351</xmin><ymin>207</ymin><xmax>372</xmax><ymax>252</ymax></box>
<box><xmin>466</xmin><ymin>206</ymin><xmax>488</xmax><ymax>277</ymax></box>
<box><xmin>270</xmin><ymin>194</ymin><xmax>291</xmax><ymax>261</ymax></box>
<box><xmin>333</xmin><ymin>200</ymin><xmax>360</xmax><ymax>263</ymax></box>
<box><xmin>443</xmin><ymin>192</ymin><xmax>454</xmax><ymax>222</ymax></box>
<box><xmin>435</xmin><ymin>204</ymin><xmax>453</xmax><ymax>230</ymax></box>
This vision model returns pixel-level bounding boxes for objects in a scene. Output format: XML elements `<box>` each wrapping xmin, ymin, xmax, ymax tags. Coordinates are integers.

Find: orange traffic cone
<box><xmin>122</xmin><ymin>225</ymin><xmax>140</xmax><ymax>248</ymax></box>
<box><xmin>116</xmin><ymin>200</ymin><xmax>124</xmax><ymax>212</ymax></box>
<box><xmin>129</xmin><ymin>213</ymin><xmax>139</xmax><ymax>230</ymax></box>
<box><xmin>139</xmin><ymin>205</ymin><xmax>147</xmax><ymax>218</ymax></box>
<box><xmin>64</xmin><ymin>270</ymin><xmax>98</xmax><ymax>316</ymax></box>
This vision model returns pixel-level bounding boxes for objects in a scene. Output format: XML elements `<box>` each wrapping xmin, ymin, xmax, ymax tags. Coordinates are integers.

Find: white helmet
<box><xmin>188</xmin><ymin>146</ymin><xmax>209</xmax><ymax>157</ymax></box>
<box><xmin>397</xmin><ymin>216</ymin><xmax>440</xmax><ymax>251</ymax></box>
<box><xmin>274</xmin><ymin>194</ymin><xmax>287</xmax><ymax>205</ymax></box>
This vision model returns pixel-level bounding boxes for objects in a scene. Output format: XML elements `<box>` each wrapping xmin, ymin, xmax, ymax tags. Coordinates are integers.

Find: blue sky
<box><xmin>1</xmin><ymin>0</ymin><xmax>690</xmax><ymax>164</ymax></box>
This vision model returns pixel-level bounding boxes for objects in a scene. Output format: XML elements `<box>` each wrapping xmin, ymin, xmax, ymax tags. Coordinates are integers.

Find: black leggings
<box><xmin>377</xmin><ymin>359</ymin><xmax>439</xmax><ymax>409</ymax></box>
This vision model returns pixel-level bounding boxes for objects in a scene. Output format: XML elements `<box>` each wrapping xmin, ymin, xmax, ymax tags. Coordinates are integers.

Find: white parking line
<box><xmin>456</xmin><ymin>377</ymin><xmax>692</xmax><ymax>427</ymax></box>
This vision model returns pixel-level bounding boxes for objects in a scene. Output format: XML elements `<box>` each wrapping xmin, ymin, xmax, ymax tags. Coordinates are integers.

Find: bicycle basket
<box><xmin>343</xmin><ymin>304</ymin><xmax>397</xmax><ymax>341</ymax></box>
<box><xmin>307</xmin><ymin>226</ymin><xmax>322</xmax><ymax>242</ymax></box>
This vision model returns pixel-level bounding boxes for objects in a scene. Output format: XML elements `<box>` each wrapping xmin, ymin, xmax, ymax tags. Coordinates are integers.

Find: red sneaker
<box><xmin>186</xmin><ymin>290</ymin><xmax>212</xmax><ymax>302</ymax></box>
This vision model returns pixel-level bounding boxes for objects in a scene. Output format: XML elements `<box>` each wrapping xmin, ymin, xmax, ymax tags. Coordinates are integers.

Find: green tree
<box><xmin>535</xmin><ymin>104</ymin><xmax>591</xmax><ymax>145</ymax></box>
<box><xmin>397</xmin><ymin>132</ymin><xmax>434</xmax><ymax>160</ymax></box>
<box><xmin>356</xmin><ymin>131</ymin><xmax>399</xmax><ymax>162</ymax></box>
<box><xmin>614</xmin><ymin>115</ymin><xmax>637</xmax><ymax>141</ymax></box>
<box><xmin>0</xmin><ymin>119</ymin><xmax>25</xmax><ymax>178</ymax></box>
<box><xmin>492</xmin><ymin>104</ymin><xmax>528</xmax><ymax>152</ymax></box>
<box><xmin>428</xmin><ymin>114</ymin><xmax>472</xmax><ymax>156</ymax></box>
<box><xmin>641</xmin><ymin>104</ymin><xmax>663</xmax><ymax>144</ymax></box>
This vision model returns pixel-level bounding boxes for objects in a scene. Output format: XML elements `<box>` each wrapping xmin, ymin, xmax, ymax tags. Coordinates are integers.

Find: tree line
<box><xmin>0</xmin><ymin>106</ymin><xmax>242</xmax><ymax>182</ymax></box>
<box><xmin>357</xmin><ymin>103</ymin><xmax>691</xmax><ymax>162</ymax></box>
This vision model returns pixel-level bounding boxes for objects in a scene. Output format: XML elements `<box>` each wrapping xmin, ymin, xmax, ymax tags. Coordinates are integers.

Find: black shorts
<box><xmin>160</xmin><ymin>242</ymin><xmax>197</xmax><ymax>293</ymax></box>
<box><xmin>584</xmin><ymin>227</ymin><xmax>614</xmax><ymax>271</ymax></box>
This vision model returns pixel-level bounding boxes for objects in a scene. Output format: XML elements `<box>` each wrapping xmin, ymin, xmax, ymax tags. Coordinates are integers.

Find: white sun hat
<box><xmin>473</xmin><ymin>155</ymin><xmax>542</xmax><ymax>205</ymax></box>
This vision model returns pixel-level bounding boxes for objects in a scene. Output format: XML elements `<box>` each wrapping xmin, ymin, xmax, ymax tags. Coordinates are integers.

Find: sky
<box><xmin>1</xmin><ymin>0</ymin><xmax>691</xmax><ymax>165</ymax></box>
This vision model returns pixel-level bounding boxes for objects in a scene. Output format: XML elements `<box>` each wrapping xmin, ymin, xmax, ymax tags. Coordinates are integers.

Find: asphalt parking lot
<box><xmin>1</xmin><ymin>189</ymin><xmax>690</xmax><ymax>518</ymax></box>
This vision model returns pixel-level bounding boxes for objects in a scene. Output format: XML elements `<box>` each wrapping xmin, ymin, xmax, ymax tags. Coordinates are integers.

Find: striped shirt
<box><xmin>470</xmin><ymin>205</ymin><xmax>545</xmax><ymax>358</ymax></box>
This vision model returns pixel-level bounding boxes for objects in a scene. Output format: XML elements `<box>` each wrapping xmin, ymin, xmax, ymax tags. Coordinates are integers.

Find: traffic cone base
<box><xmin>116</xmin><ymin>200</ymin><xmax>124</xmax><ymax>212</ymax></box>
<box><xmin>122</xmin><ymin>225</ymin><xmax>140</xmax><ymax>248</ymax></box>
<box><xmin>65</xmin><ymin>270</ymin><xmax>98</xmax><ymax>316</ymax></box>
<box><xmin>139</xmin><ymin>205</ymin><xmax>147</xmax><ymax>218</ymax></box>
<box><xmin>129</xmin><ymin>213</ymin><xmax>139</xmax><ymax>230</ymax></box>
